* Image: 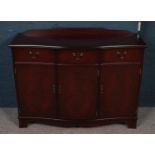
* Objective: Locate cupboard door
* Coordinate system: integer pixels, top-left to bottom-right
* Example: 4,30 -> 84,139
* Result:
99,64 -> 141,118
15,64 -> 56,118
58,65 -> 98,120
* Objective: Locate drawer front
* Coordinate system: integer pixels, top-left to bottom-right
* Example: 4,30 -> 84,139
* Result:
12,48 -> 55,62
58,50 -> 98,64
101,48 -> 144,63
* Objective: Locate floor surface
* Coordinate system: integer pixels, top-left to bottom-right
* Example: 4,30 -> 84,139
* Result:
0,107 -> 154,134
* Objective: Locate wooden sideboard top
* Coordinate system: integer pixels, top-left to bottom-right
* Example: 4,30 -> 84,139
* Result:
9,28 -> 146,49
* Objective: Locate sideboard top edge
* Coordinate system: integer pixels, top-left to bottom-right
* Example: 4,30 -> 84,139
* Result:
9,44 -> 146,49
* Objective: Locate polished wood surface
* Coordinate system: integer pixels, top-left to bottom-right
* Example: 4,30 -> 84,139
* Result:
57,49 -> 98,64
102,48 -> 143,62
10,28 -> 146,128
13,47 -> 55,62
99,64 -> 141,118
15,64 -> 56,118
10,28 -> 145,48
58,65 -> 98,120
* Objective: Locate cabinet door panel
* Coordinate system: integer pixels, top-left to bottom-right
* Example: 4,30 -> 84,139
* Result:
58,65 -> 98,120
15,64 -> 56,117
99,64 -> 141,118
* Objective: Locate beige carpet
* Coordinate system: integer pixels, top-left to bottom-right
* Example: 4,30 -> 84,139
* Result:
0,107 -> 155,134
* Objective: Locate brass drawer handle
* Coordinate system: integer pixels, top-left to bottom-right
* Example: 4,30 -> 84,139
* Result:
28,50 -> 40,59
116,50 -> 127,56
72,52 -> 83,60
29,51 -> 33,55
72,52 -> 84,56
116,51 -> 121,55
72,52 -> 76,56
116,50 -> 127,60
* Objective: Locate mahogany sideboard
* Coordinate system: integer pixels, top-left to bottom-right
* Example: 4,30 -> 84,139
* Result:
9,28 -> 146,128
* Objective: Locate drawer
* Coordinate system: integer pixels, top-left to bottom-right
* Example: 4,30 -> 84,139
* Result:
57,50 -> 98,64
12,48 -> 55,62
101,48 -> 144,63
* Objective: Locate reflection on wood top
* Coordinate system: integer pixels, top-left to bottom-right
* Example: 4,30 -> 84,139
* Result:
9,28 -> 146,49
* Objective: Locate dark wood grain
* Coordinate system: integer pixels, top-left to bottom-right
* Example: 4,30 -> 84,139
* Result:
10,28 -> 146,129
13,47 -> 55,62
57,65 -> 98,120
99,64 -> 141,118
15,64 -> 56,118
9,28 -> 146,48
57,49 -> 98,64
101,48 -> 144,62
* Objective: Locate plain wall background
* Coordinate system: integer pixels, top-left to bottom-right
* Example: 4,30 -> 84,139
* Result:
0,21 -> 153,107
